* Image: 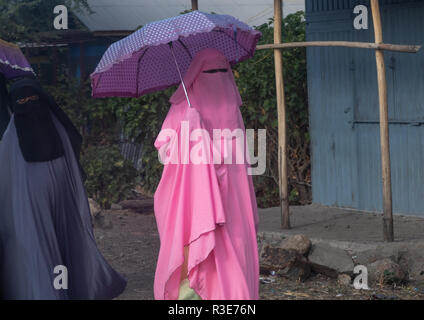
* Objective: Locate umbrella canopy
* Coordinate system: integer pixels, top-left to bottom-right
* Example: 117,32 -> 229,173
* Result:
0,39 -> 35,79
91,10 -> 261,98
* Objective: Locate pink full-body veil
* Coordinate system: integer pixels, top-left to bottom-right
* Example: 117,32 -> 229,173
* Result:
153,48 -> 259,300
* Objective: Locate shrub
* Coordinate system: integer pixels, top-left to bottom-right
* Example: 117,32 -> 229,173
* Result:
81,145 -> 138,209
234,11 -> 311,207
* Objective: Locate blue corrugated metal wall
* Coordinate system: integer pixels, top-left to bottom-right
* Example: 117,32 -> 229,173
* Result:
306,0 -> 424,215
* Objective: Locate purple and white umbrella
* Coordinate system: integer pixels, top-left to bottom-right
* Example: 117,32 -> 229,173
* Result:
91,10 -> 261,98
0,39 -> 35,79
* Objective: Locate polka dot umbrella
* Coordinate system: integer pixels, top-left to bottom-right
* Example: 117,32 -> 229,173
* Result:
90,10 -> 261,99
0,39 -> 35,79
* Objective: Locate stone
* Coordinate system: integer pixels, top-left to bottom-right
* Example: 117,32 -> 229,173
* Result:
111,203 -> 123,210
88,198 -> 101,218
367,258 -> 408,285
353,245 -> 400,266
399,244 -> 424,282
260,245 -> 311,281
279,234 -> 312,256
338,273 -> 352,286
307,243 -> 355,278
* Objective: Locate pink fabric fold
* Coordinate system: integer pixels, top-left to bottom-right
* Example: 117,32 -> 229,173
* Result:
153,48 -> 259,300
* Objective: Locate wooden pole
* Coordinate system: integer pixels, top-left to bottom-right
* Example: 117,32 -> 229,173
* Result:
274,0 -> 290,229
371,0 -> 394,242
257,41 -> 421,53
191,0 -> 198,10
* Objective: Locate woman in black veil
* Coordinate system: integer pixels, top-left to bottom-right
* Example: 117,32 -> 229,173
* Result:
0,73 -> 10,140
0,77 -> 126,299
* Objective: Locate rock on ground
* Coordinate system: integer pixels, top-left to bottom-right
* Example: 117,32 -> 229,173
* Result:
337,273 -> 352,286
367,258 -> 408,285
307,243 -> 355,278
260,245 -> 311,281
279,234 -> 312,256
111,203 -> 123,210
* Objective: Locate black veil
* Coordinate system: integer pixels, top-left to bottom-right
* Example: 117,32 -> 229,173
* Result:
8,78 -> 83,166
0,73 -> 10,140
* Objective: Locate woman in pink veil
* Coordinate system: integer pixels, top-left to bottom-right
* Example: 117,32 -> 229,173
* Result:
153,48 -> 259,300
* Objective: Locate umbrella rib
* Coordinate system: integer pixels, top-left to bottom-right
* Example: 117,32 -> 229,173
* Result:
169,42 -> 192,108
177,38 -> 193,60
135,48 -> 150,96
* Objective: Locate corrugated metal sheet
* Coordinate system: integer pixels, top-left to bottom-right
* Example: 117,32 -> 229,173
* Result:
120,141 -> 143,170
119,129 -> 144,171
306,0 -> 424,215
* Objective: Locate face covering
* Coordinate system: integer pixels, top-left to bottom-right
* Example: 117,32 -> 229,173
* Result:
9,79 -> 65,162
169,48 -> 243,136
0,73 -> 10,140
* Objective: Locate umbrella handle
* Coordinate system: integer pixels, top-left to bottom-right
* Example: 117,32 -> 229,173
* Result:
169,42 -> 192,108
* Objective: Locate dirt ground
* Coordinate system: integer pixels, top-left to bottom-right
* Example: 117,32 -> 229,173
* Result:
94,209 -> 424,300
259,275 -> 424,300
94,210 -> 159,300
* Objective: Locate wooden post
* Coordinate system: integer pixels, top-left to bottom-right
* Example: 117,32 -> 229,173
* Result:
371,0 -> 394,242
273,0 -> 290,229
191,0 -> 198,10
